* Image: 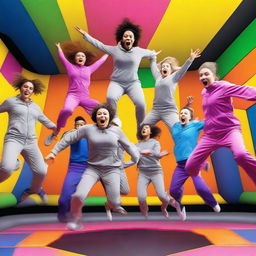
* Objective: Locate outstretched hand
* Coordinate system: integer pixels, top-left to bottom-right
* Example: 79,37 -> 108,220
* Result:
74,25 -> 87,36
187,96 -> 194,105
55,42 -> 61,48
189,49 -> 201,60
160,150 -> 169,158
45,153 -> 56,161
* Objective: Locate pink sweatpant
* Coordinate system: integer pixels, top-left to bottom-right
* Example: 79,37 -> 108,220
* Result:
57,93 -> 98,129
185,129 -> 256,184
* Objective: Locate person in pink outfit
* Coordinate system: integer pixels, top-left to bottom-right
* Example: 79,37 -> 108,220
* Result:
185,62 -> 256,186
45,42 -> 108,146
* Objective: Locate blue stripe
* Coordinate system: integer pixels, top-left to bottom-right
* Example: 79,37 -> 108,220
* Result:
247,104 -> 256,153
0,0 -> 59,74
12,162 -> 33,200
211,147 -> 243,203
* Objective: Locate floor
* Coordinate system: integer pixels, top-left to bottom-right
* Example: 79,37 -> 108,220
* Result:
0,212 -> 256,256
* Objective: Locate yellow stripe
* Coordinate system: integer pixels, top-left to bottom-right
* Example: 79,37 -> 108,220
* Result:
194,228 -> 252,245
57,0 -> 88,39
148,0 -> 242,64
18,231 -> 65,246
57,0 -> 95,52
121,194 -> 226,206
244,74 -> 256,88
21,69 -> 50,137
0,40 -> 9,68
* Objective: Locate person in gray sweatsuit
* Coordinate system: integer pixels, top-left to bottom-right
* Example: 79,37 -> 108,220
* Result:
75,19 -> 157,130
45,103 -> 139,230
142,49 -> 201,134
0,75 -> 56,200
125,124 -> 177,218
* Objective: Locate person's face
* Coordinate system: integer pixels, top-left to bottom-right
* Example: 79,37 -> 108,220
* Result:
121,30 -> 135,50
199,68 -> 216,88
75,52 -> 86,65
75,120 -> 86,129
96,108 -> 110,129
141,125 -> 151,138
161,62 -> 172,78
179,108 -> 191,125
20,81 -> 34,101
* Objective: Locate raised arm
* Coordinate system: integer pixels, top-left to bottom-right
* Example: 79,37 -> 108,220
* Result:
56,43 -> 73,70
75,26 -> 114,55
150,55 -> 161,80
88,54 -> 109,73
222,81 -> 256,101
50,126 -> 87,156
173,49 -> 201,83
0,99 -> 9,113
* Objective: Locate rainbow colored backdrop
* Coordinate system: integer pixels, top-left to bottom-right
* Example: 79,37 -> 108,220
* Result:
0,0 -> 255,208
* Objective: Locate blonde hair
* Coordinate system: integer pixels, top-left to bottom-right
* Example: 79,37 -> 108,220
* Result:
199,62 -> 219,80
158,57 -> 181,73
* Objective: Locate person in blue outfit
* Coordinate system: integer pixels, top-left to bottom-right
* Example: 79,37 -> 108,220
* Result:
57,116 -> 88,222
170,96 -> 220,221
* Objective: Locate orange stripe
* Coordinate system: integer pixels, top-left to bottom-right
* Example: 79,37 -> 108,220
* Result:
18,231 -> 65,246
223,49 -> 256,110
193,228 -> 252,246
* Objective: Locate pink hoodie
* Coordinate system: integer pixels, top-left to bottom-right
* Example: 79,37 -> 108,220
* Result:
58,48 -> 108,95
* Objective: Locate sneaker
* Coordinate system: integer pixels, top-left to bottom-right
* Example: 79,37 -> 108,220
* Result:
213,204 -> 221,213
44,133 -> 56,146
105,203 -> 113,221
161,203 -> 169,218
20,188 -> 48,204
172,200 -> 186,221
66,221 -> 83,231
115,206 -> 127,216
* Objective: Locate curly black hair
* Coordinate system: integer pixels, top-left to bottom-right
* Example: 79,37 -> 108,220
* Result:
115,18 -> 141,47
91,103 -> 116,125
12,74 -> 45,95
137,124 -> 162,140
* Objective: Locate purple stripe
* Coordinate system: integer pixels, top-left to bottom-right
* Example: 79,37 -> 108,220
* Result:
0,52 -> 22,83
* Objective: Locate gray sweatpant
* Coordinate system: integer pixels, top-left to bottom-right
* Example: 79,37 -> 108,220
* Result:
120,169 -> 130,195
71,166 -> 122,219
0,139 -> 47,193
142,109 -> 179,134
137,170 -> 170,215
107,81 -> 146,129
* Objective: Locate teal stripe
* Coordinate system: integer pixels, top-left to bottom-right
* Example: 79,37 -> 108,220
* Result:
21,0 -> 71,72
138,68 -> 155,88
216,19 -> 256,79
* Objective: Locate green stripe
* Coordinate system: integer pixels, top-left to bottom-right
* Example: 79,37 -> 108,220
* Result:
217,19 -> 256,79
21,0 -> 71,72
138,68 -> 155,88
0,193 -> 17,208
84,196 -> 107,206
239,191 -> 256,204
